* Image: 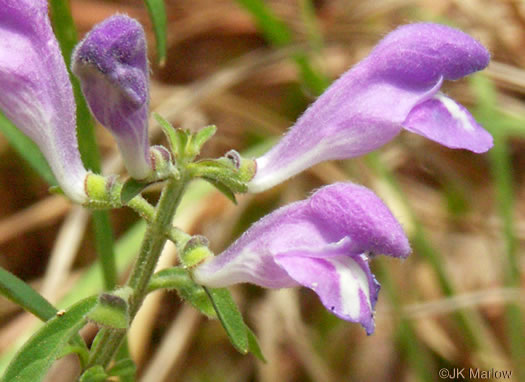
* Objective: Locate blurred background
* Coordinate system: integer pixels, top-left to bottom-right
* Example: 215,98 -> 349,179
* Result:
0,0 -> 524,381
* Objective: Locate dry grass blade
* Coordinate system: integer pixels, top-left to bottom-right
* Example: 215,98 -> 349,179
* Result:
399,288 -> 525,319
40,207 -> 89,304
273,290 -> 338,382
486,61 -> 525,94
140,306 -> 201,382
2,0 -> 525,380
0,196 -> 70,245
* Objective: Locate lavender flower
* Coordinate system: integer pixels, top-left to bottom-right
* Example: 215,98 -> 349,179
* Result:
0,0 -> 88,203
72,15 -> 153,180
248,23 -> 492,193
193,183 -> 410,334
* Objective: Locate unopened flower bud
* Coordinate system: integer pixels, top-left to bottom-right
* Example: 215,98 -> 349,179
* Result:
72,15 -> 153,180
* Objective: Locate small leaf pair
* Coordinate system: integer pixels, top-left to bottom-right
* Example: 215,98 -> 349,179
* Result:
155,113 -> 217,163
155,113 -> 255,202
149,267 -> 264,361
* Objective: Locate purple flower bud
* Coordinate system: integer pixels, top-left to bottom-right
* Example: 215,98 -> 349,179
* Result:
72,15 -> 152,180
193,183 -> 410,334
0,0 -> 88,203
248,23 -> 492,193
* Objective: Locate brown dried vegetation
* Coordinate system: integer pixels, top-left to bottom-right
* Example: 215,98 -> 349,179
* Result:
0,0 -> 524,381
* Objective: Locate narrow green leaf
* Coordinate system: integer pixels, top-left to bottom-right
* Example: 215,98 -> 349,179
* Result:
0,112 -> 56,186
121,178 -> 149,204
202,177 -> 238,204
292,52 -> 330,96
300,0 -> 323,49
204,287 -> 248,354
235,0 -> 329,95
246,327 -> 266,362
48,0 -> 77,70
234,0 -> 291,46
155,113 -> 188,159
0,267 -> 57,321
176,130 -> 191,160
149,268 -> 216,317
153,275 -> 265,359
190,125 -> 217,155
1,296 -> 97,382
205,286 -> 264,360
0,268 -> 90,367
144,0 -> 168,65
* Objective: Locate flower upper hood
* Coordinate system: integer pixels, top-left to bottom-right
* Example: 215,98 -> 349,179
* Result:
248,23 -> 492,193
194,183 -> 410,334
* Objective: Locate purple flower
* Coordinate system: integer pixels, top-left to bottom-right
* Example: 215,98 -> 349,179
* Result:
248,23 -> 492,193
72,15 -> 152,180
0,0 -> 88,203
193,182 -> 410,334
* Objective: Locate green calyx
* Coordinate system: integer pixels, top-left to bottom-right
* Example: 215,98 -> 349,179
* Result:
87,287 -> 132,330
84,173 -> 122,209
150,145 -> 176,177
186,151 -> 256,200
180,235 -> 214,268
230,150 -> 257,183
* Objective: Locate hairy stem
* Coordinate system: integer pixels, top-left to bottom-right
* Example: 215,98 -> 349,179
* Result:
127,195 -> 191,250
86,175 -> 187,369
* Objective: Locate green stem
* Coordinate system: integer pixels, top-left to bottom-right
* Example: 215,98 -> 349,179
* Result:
86,176 -> 187,369
127,195 -> 191,250
86,329 -> 121,370
49,0 -> 117,291
127,179 -> 186,313
92,211 -> 117,289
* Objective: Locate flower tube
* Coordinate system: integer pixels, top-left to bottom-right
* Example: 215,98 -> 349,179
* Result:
248,23 -> 492,193
72,15 -> 153,180
193,183 -> 411,334
0,0 -> 88,203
